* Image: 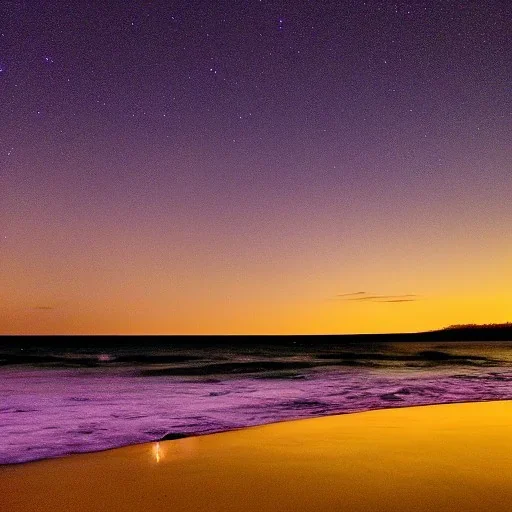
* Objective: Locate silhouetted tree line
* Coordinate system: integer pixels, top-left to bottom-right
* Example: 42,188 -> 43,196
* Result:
442,323 -> 512,330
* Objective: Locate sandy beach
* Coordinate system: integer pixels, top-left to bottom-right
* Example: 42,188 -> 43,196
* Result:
2,401 -> 512,512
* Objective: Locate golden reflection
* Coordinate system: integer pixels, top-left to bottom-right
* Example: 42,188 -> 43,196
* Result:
149,437 -> 198,464
5,402 -> 512,512
152,442 -> 162,463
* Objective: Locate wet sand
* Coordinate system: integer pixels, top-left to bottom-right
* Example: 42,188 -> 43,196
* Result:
2,401 -> 512,512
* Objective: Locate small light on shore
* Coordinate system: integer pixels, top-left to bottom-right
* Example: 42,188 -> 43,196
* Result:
153,442 -> 162,463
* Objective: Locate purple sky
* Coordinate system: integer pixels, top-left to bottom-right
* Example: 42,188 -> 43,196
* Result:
1,1 -> 511,334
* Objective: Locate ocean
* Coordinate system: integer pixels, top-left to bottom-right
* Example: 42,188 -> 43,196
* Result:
2,340 -> 512,464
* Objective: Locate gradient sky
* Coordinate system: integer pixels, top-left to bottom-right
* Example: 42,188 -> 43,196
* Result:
1,1 -> 511,334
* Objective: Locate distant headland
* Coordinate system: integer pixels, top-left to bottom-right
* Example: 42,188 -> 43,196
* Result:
0,323 -> 511,349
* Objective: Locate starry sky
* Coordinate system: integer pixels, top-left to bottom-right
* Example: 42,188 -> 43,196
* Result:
1,1 -> 511,334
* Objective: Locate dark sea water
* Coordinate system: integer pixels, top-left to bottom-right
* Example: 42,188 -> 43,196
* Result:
2,341 -> 512,464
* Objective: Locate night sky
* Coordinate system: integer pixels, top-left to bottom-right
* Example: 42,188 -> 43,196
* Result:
1,1 -> 511,334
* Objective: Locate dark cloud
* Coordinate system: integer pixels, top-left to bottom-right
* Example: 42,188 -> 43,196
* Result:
336,293 -> 419,303
349,294 -> 417,302
377,299 -> 417,303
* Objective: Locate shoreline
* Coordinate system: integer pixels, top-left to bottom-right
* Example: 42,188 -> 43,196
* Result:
3,397 -> 512,467
2,400 -> 512,511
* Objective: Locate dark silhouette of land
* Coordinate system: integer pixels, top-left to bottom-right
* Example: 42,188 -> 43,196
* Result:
0,323 -> 510,351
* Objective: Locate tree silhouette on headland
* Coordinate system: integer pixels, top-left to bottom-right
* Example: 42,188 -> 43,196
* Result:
441,323 -> 512,331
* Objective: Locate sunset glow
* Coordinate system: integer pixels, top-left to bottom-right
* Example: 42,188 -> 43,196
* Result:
1,2 -> 510,334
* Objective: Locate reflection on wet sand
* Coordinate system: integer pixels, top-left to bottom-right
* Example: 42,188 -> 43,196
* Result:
151,437 -> 198,464
3,401 -> 512,512
152,442 -> 161,463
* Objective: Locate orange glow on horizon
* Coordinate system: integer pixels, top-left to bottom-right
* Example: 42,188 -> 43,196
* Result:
1,198 -> 510,335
